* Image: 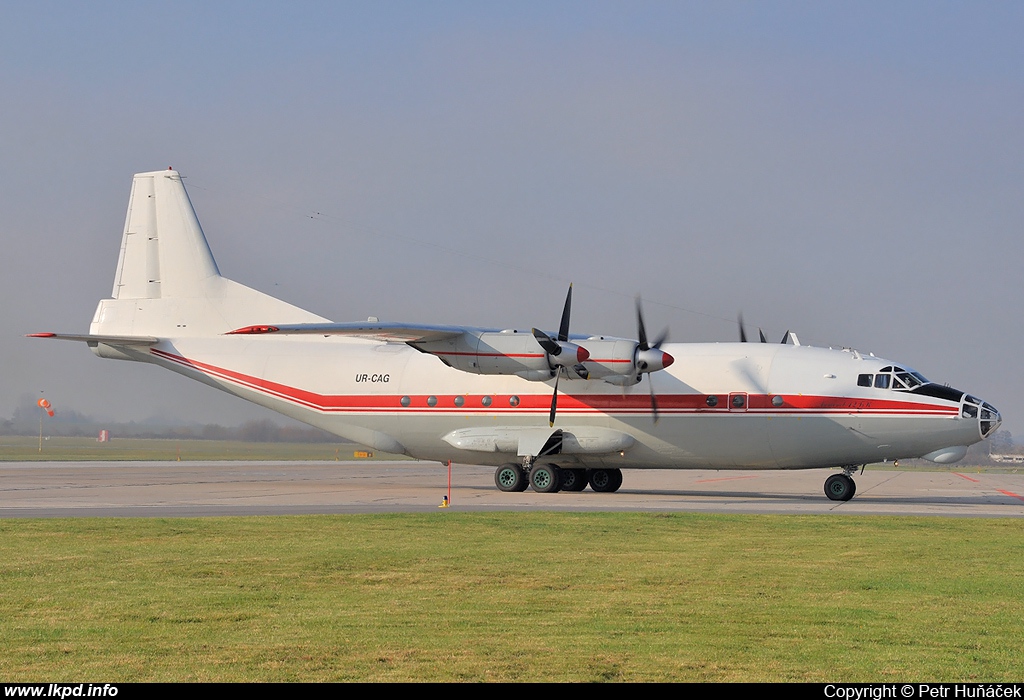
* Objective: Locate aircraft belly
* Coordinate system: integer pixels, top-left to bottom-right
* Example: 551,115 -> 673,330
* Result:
767,413 -> 968,468
767,415 -> 878,468
633,414 -> 776,469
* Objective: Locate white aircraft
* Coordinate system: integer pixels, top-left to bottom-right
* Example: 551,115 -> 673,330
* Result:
32,169 -> 1002,501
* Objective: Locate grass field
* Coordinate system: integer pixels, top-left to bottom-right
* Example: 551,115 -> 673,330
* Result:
1,512 -> 1022,682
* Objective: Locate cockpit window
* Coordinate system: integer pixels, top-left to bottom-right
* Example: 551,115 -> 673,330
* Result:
895,372 -> 922,389
864,366 -> 931,392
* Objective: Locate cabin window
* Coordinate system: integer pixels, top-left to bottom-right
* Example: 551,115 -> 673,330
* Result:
454,396 -> 464,407
772,395 -> 784,407
705,395 -> 718,407
400,396 -> 411,407
858,374 -> 873,387
731,394 -> 746,409
509,395 -> 520,407
427,396 -> 437,407
481,396 -> 492,407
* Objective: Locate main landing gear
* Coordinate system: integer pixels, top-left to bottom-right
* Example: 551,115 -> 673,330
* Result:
493,462 -> 623,494
494,464 -> 529,492
824,467 -> 860,502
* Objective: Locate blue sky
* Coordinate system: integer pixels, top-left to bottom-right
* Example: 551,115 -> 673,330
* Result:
2,2 -> 1022,433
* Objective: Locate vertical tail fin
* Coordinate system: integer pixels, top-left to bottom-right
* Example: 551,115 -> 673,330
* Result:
113,169 -> 220,300
92,169 -> 326,338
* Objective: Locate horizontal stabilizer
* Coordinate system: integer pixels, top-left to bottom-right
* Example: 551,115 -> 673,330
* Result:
27,333 -> 159,347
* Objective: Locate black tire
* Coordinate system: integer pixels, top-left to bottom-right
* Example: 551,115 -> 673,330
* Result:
589,468 -> 623,493
495,464 -> 527,492
529,464 -> 562,493
560,468 -> 588,492
824,474 -> 855,501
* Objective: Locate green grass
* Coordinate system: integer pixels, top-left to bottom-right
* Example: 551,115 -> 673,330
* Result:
1,513 -> 1022,682
0,436 -> 404,462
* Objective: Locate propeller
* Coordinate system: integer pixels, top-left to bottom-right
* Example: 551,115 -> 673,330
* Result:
533,284 -> 590,427
738,314 -> 799,346
738,313 -> 768,343
635,298 -> 674,423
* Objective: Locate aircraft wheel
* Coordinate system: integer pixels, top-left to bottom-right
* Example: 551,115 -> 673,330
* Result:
824,474 -> 855,501
530,464 -> 562,493
495,464 -> 528,492
560,468 -> 588,492
589,468 -> 623,493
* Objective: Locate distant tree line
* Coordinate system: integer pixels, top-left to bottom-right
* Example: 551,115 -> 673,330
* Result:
3,395 -> 342,443
1,416 -> 342,443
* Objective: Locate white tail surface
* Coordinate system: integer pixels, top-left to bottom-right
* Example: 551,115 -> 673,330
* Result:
91,169 -> 327,337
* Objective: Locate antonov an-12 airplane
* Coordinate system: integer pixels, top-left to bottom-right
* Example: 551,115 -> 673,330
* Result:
32,169 -> 1002,501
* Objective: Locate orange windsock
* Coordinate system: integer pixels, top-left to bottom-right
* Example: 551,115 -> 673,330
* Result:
37,398 -> 51,409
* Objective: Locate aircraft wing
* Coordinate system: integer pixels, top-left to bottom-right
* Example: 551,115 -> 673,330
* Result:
226,322 -> 477,343
27,333 -> 159,346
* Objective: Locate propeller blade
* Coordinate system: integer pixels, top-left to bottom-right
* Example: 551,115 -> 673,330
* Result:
635,295 -> 670,423
549,371 -> 560,427
649,375 -> 660,424
758,328 -> 767,343
532,328 -> 561,355
738,313 -> 747,343
636,297 -> 649,350
652,328 -> 669,349
558,284 -> 573,342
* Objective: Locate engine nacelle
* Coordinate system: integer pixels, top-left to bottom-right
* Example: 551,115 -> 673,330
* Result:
413,331 -> 672,384
413,330 -> 553,377
516,369 -> 556,381
574,338 -> 637,380
602,373 -> 641,387
577,337 -> 674,384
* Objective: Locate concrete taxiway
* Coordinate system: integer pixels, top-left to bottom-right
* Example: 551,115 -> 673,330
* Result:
1,460 -> 1022,518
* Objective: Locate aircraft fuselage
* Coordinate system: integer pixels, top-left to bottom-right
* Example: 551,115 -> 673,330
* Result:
108,336 -> 987,472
